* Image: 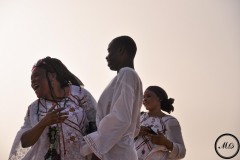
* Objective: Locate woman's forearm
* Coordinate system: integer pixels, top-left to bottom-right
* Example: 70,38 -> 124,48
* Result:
164,139 -> 173,151
20,121 -> 46,148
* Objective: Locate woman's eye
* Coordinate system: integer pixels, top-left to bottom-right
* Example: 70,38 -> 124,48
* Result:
33,75 -> 40,80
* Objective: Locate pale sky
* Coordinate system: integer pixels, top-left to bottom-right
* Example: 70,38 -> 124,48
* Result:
0,0 -> 240,159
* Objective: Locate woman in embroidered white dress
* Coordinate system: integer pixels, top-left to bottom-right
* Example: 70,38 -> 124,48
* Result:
9,57 -> 97,160
135,86 -> 186,160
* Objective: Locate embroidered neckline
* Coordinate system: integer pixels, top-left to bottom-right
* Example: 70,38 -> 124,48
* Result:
36,87 -> 87,159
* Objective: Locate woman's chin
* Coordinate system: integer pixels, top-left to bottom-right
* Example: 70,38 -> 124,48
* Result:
145,108 -> 150,111
35,92 -> 43,99
36,95 -> 41,98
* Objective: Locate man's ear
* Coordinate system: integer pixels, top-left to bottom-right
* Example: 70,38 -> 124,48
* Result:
119,46 -> 126,55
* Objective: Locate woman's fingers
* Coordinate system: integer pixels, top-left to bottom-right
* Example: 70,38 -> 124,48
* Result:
44,107 -> 68,124
56,115 -> 68,123
55,109 -> 68,123
58,111 -> 69,117
51,107 -> 65,114
140,126 -> 150,133
157,131 -> 164,135
148,132 -> 167,145
48,105 -> 56,112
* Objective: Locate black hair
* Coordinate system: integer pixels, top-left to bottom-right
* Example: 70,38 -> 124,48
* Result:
33,56 -> 83,87
111,35 -> 137,59
146,86 -> 174,114
32,56 -> 83,100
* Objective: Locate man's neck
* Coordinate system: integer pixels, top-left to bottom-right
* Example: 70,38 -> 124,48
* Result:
117,63 -> 134,73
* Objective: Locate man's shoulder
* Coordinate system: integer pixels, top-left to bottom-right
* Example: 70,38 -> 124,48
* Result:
119,67 -> 142,82
119,67 -> 139,77
120,67 -> 134,71
118,67 -> 142,91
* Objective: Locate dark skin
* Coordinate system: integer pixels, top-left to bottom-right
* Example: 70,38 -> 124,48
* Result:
139,127 -> 173,151
21,106 -> 68,147
150,131 -> 173,150
106,40 -> 134,72
89,40 -> 135,160
138,89 -> 174,151
21,68 -> 69,148
91,154 -> 101,160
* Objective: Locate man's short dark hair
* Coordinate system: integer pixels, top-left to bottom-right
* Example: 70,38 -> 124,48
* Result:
112,35 -> 137,58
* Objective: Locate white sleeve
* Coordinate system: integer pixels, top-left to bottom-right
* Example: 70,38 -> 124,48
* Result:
9,106 -> 32,160
134,113 -> 141,137
80,87 -> 97,123
166,119 -> 186,159
83,69 -> 137,158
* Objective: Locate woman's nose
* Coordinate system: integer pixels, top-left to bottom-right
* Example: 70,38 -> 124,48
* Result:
31,77 -> 35,82
31,77 -> 37,84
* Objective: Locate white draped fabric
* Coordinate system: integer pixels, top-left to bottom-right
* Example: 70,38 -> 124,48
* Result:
135,113 -> 186,160
81,67 -> 143,160
9,85 -> 97,160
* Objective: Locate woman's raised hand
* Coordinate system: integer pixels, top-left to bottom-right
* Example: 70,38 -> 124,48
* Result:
39,106 -> 69,127
138,126 -> 151,136
148,131 -> 173,151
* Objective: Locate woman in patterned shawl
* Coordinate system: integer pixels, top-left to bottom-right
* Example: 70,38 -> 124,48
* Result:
9,57 -> 97,160
135,86 -> 186,160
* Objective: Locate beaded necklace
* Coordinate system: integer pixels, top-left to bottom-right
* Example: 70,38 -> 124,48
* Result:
37,94 -> 87,160
43,99 -> 66,160
44,126 -> 61,160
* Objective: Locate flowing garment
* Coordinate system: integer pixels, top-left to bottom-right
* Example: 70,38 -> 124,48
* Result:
9,85 -> 97,160
81,67 -> 143,160
135,112 -> 186,160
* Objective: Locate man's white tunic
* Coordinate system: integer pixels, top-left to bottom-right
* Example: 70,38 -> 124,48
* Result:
82,67 -> 143,160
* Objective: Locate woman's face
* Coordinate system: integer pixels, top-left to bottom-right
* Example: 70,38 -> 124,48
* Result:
31,67 -> 51,99
143,89 -> 161,111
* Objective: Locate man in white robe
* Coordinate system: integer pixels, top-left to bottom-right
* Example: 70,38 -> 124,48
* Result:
81,36 -> 143,160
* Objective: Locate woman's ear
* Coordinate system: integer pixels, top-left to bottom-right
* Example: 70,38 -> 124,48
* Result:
48,72 -> 57,81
